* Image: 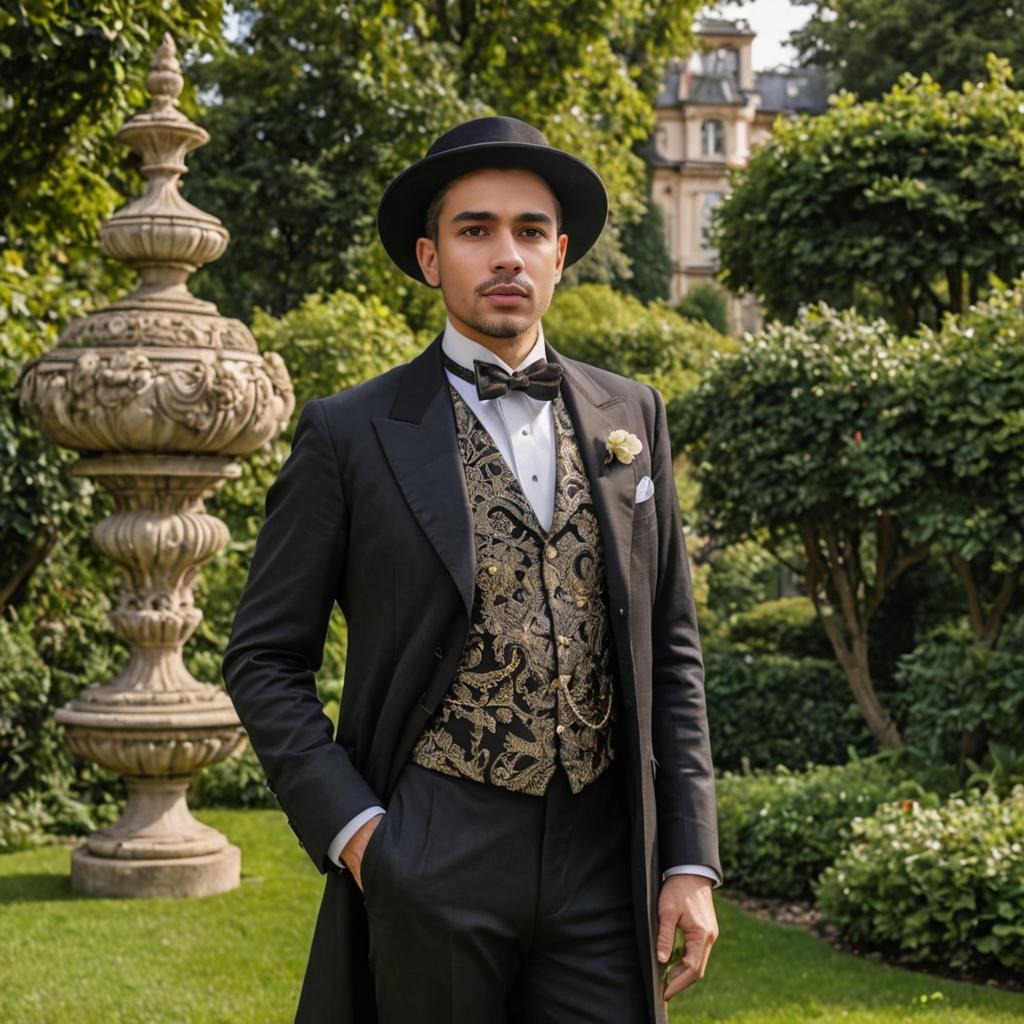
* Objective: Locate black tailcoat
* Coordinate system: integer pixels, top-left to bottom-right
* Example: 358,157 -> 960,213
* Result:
221,331 -> 721,1024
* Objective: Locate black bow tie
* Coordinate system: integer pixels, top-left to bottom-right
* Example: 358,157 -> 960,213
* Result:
443,351 -> 563,402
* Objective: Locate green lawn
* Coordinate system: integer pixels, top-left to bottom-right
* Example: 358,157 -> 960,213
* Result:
1,810 -> 1022,1023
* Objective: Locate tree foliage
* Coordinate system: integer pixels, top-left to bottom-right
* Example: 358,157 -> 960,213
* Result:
185,0 -> 704,322
713,60 -> 1024,332
902,286 -> 1024,647
613,195 -> 672,303
679,287 -> 1024,755
790,0 -> 1024,101
677,305 -> 928,747
1,0 -> 224,262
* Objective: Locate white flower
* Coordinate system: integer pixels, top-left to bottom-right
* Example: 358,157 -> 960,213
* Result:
605,429 -> 642,465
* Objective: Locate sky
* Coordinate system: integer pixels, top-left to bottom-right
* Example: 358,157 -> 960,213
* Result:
708,0 -> 812,70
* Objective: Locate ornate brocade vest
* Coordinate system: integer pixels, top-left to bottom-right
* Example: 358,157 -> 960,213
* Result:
410,383 -> 618,796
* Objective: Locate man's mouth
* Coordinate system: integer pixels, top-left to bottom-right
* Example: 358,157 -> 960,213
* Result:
483,285 -> 529,307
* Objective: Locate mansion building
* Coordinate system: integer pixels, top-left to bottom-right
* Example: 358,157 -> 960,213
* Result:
650,18 -> 828,332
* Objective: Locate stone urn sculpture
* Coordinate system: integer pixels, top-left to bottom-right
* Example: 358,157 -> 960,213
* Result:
17,34 -> 295,898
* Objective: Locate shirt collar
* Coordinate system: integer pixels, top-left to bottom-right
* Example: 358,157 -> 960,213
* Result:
441,317 -> 547,374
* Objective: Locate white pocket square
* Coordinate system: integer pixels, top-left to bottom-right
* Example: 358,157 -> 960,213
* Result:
634,475 -> 655,503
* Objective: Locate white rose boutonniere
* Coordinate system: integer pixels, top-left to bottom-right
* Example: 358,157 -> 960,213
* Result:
605,428 -> 643,465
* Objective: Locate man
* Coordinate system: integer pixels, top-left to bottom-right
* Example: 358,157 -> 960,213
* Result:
222,116 -> 722,1024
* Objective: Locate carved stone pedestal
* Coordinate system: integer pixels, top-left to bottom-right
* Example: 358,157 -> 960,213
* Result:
18,35 -> 294,898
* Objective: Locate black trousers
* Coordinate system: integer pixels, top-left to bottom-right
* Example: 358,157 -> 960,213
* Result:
359,756 -> 648,1024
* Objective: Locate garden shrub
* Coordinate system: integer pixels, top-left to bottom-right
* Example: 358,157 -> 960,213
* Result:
817,786 -> 1024,976
543,283 -> 732,405
702,538 -> 785,630
188,743 -> 278,811
675,283 -> 728,334
726,596 -> 832,660
704,649 -> 873,771
716,752 -> 954,899
892,616 -> 1024,769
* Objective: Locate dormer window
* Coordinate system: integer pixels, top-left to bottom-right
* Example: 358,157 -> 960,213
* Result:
701,119 -> 726,157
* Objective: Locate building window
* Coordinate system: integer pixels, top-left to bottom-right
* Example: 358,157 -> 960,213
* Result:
707,46 -> 739,78
700,191 -> 724,256
654,125 -> 668,159
701,119 -> 725,157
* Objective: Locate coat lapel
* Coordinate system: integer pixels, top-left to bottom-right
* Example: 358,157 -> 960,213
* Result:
546,342 -> 636,629
372,332 -> 476,617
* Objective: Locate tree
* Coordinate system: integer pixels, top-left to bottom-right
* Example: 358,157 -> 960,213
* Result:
712,59 -> 1024,333
675,284 -> 728,335
906,285 -> 1024,650
184,0 -> 705,322
613,197 -> 672,303
1,0 -> 224,263
789,0 -> 1024,101
677,305 -> 934,747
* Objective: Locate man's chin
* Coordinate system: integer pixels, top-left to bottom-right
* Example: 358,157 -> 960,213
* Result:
466,313 -> 535,340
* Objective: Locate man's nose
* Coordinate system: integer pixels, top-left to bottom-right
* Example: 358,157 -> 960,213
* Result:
490,229 -> 524,274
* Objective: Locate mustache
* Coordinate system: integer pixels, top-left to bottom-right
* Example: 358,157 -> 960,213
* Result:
476,275 -> 533,296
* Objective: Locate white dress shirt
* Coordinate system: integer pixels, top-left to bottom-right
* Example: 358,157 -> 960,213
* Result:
326,318 -> 721,889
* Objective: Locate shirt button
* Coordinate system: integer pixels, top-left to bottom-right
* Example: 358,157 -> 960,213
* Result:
545,545 -> 557,560
522,428 -> 529,435
531,474 -> 538,482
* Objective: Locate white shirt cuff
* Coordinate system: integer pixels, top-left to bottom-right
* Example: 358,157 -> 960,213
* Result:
662,863 -> 722,888
326,805 -> 386,870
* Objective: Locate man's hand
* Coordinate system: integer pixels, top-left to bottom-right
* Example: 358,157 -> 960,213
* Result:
341,812 -> 385,891
657,874 -> 719,1001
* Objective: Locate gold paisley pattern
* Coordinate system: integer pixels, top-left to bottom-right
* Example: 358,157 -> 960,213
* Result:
410,384 -> 617,795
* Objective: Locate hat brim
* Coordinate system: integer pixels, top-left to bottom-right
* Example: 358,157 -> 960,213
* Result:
376,141 -> 609,283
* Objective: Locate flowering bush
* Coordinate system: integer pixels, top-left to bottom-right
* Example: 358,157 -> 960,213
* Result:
716,753 -> 951,899
816,787 -> 1024,975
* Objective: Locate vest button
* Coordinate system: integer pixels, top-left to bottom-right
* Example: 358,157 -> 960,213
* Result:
556,724 -> 566,735
545,544 -> 558,560
432,645 -> 444,659
487,564 -> 498,575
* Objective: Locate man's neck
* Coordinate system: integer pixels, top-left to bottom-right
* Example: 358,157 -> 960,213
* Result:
445,316 -> 541,370
442,318 -> 546,372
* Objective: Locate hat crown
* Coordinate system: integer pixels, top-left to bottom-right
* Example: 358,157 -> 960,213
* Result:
426,116 -> 550,158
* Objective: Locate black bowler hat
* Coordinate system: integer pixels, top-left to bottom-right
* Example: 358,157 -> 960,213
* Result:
376,116 -> 609,283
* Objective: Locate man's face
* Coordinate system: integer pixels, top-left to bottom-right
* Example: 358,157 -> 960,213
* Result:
415,168 -> 569,349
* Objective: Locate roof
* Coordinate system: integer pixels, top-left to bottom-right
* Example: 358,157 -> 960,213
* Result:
754,66 -> 830,114
696,17 -> 755,37
689,74 -> 743,105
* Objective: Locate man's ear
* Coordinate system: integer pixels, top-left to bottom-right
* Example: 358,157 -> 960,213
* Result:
554,232 -> 569,282
416,237 -> 441,288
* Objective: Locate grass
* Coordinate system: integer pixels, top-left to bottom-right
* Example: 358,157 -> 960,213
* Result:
1,809 -> 1022,1023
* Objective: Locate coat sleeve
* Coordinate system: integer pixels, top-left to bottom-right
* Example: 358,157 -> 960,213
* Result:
221,397 -> 381,874
645,384 -> 722,880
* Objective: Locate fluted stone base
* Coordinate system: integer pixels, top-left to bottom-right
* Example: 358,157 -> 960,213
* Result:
70,842 -> 241,899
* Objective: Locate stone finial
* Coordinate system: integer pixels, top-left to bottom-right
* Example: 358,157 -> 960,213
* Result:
147,32 -> 187,113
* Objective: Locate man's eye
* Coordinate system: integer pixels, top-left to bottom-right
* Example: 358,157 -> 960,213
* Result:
462,226 -> 486,236
521,228 -> 543,238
